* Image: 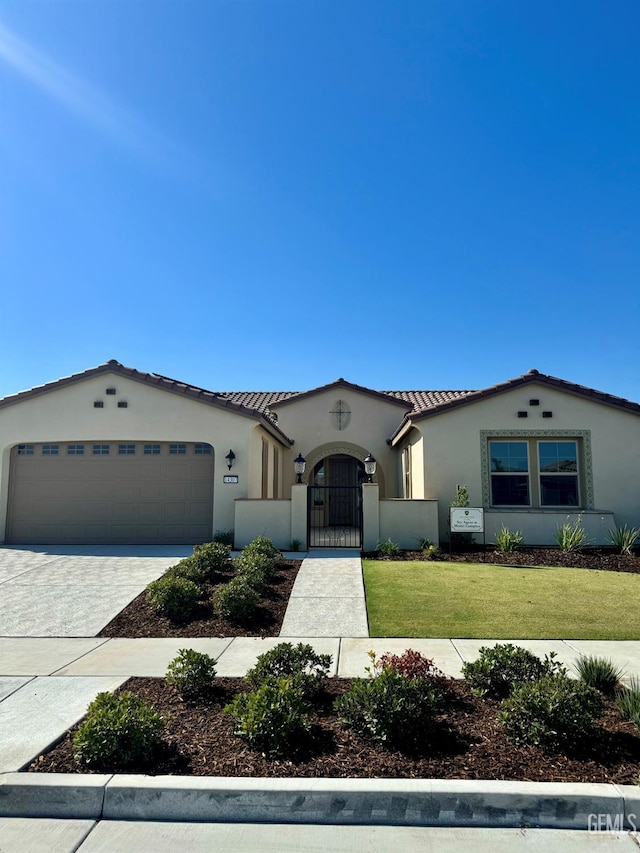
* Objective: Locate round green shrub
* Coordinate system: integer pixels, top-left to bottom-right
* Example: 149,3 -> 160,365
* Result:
192,541 -> 231,578
499,674 -> 604,749
235,562 -> 268,594
166,648 -> 218,700
224,677 -> 310,755
335,669 -> 443,747
242,536 -> 282,563
461,643 -> 565,699
146,575 -> 200,622
212,577 -> 260,624
164,557 -> 208,586
73,691 -> 165,771
246,642 -> 332,698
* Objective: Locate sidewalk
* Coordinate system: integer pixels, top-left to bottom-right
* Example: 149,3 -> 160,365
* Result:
279,549 -> 368,637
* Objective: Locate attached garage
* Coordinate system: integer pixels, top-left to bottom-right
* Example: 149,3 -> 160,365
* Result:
6,441 -> 214,544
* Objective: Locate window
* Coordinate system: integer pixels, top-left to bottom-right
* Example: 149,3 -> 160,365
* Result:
118,444 -> 135,455
169,444 -> 186,455
42,444 -> 59,456
67,444 -> 84,455
273,445 -> 279,498
195,443 -> 212,454
538,441 -> 579,506
93,445 -> 110,455
17,444 -> 34,455
402,446 -> 412,499
144,444 -> 161,455
489,441 -> 530,506
487,437 -> 582,508
261,439 -> 269,499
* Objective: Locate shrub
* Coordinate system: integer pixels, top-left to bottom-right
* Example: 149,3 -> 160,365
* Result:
73,691 -> 165,770
212,577 -> 260,624
450,485 -> 470,507
335,668 -> 443,747
495,526 -> 524,552
377,538 -> 400,558
235,550 -> 278,579
224,677 -> 310,755
499,674 -> 604,749
616,677 -> 640,728
243,535 -> 282,562
575,655 -> 625,695
370,648 -> 447,679
422,544 -> 440,561
164,557 -> 209,586
234,561 -> 268,594
289,538 -> 302,552
146,575 -> 200,622
608,524 -> 640,556
191,541 -> 231,578
247,642 -> 332,698
213,529 -> 235,546
462,643 -> 566,699
166,648 -> 218,700
555,516 -> 589,552
417,537 -> 434,550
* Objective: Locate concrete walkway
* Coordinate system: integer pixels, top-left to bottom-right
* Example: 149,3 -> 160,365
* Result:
280,549 -> 369,637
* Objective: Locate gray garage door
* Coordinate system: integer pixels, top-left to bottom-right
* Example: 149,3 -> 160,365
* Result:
6,441 -> 214,544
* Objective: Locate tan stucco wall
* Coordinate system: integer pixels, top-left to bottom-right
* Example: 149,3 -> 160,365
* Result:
271,388 -> 407,497
234,499 -> 292,549
484,509 -> 616,547
0,372 -> 264,542
379,499 -> 439,548
415,382 -> 640,544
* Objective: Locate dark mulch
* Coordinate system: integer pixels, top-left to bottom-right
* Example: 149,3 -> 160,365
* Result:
28,677 -> 640,783
363,548 -> 640,574
98,560 -> 303,639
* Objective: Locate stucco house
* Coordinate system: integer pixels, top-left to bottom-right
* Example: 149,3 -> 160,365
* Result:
0,360 -> 638,550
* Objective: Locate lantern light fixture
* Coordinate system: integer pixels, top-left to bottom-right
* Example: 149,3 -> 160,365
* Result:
364,453 -> 377,483
294,452 -> 306,483
225,449 -> 236,470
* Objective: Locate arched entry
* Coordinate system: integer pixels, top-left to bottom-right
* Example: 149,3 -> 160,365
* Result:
307,453 -> 365,548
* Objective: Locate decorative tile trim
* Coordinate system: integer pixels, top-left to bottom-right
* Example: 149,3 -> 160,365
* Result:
480,430 -> 593,509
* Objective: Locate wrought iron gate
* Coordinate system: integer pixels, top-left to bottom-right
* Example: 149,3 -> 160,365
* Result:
307,485 -> 362,548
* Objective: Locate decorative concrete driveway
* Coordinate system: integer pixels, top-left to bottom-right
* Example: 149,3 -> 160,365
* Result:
0,546 -> 191,637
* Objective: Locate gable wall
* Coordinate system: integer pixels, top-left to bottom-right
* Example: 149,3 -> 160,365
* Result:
0,373 -> 258,540
416,382 -> 640,540
270,389 -> 407,496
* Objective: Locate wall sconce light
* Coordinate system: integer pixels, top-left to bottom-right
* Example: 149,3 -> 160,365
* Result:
294,452 -> 306,484
364,453 -> 377,483
225,449 -> 236,470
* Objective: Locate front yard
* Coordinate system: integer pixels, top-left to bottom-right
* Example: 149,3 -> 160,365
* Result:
363,560 -> 640,639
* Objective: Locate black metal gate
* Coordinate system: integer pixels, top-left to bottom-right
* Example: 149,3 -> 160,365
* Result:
307,485 -> 362,548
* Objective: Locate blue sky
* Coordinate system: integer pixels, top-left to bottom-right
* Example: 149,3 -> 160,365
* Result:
1,1 -> 638,400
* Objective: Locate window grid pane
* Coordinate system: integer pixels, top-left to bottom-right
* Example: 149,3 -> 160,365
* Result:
17,444 -> 34,455
489,441 -> 530,506
67,445 -> 84,455
194,443 -> 212,455
93,445 -> 110,455
118,444 -> 136,455
169,444 -> 186,455
42,444 -> 59,456
144,444 -> 161,455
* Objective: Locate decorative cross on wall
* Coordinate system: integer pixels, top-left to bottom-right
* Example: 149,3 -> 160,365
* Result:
330,399 -> 351,431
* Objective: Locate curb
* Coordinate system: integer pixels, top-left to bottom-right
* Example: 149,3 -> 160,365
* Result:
1,774 -> 638,830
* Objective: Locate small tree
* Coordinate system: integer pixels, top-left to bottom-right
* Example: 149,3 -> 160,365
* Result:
450,484 -> 470,507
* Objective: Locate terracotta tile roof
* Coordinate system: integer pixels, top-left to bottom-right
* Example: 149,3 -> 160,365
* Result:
380,389 -> 476,411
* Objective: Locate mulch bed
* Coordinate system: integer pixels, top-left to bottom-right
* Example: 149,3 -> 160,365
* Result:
98,560 -> 303,639
363,548 -> 640,574
28,676 -> 640,783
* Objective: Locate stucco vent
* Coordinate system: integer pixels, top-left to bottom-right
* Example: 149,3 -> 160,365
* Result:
106,388 -> 116,395
542,411 -> 553,418
529,399 -> 540,406
117,401 -> 128,408
93,401 -> 104,408
517,411 -> 528,418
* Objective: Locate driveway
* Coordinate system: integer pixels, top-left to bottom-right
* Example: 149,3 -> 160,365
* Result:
0,546 -> 191,637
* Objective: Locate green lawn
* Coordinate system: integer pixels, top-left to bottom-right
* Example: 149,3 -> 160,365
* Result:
363,560 -> 640,639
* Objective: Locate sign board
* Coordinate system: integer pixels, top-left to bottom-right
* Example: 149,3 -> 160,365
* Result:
450,507 -> 484,533
223,475 -> 239,484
